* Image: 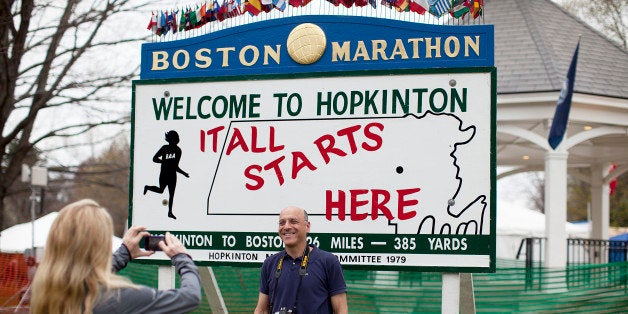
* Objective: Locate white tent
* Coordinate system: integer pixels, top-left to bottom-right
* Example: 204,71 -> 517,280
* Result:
496,205 -> 589,260
0,212 -> 123,254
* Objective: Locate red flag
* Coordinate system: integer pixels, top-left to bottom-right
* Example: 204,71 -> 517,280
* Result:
395,0 -> 410,12
409,0 -> 427,14
199,3 -> 207,21
227,0 -> 242,18
471,0 -> 483,19
245,0 -> 262,15
217,1 -> 229,21
147,12 -> 158,33
609,163 -> 618,196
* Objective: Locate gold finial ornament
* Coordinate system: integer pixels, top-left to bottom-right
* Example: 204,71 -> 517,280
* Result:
286,23 -> 327,65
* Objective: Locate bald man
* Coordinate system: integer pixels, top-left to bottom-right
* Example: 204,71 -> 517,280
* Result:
254,206 -> 348,314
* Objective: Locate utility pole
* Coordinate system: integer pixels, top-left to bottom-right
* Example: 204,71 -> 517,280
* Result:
21,164 -> 48,259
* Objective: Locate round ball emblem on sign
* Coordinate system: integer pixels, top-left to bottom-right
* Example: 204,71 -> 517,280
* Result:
286,23 -> 327,65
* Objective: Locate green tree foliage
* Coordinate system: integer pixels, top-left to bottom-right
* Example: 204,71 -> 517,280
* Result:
567,170 -> 590,222
610,174 -> 628,226
564,170 -> 628,226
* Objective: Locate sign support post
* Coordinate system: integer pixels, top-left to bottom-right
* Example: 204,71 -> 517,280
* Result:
442,273 -> 460,314
157,266 -> 175,290
460,273 -> 476,314
198,267 -> 229,313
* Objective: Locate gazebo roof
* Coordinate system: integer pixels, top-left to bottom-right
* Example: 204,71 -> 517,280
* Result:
485,0 -> 628,99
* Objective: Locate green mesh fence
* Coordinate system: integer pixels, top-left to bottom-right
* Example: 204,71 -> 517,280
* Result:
119,261 -> 628,313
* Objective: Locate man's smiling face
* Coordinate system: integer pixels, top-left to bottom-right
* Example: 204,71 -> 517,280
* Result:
278,206 -> 310,249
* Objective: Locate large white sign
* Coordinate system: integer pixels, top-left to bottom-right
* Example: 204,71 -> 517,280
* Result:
131,70 -> 495,271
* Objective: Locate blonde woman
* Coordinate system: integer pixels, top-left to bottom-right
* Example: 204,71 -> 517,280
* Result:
30,199 -> 201,314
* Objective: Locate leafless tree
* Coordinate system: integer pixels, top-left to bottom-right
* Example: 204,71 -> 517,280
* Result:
526,172 -> 546,214
561,0 -> 627,50
71,136 -> 130,236
0,0 -> 151,230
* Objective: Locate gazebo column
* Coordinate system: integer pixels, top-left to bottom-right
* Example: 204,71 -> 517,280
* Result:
589,163 -> 610,239
544,151 -> 568,268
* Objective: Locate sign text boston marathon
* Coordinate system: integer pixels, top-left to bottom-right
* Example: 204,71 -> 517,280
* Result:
150,35 -> 482,71
132,15 -> 496,273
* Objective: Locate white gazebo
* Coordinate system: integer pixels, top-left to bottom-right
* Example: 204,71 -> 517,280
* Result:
487,0 -> 628,268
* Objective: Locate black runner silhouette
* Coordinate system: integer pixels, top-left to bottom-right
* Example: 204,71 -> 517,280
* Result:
144,130 -> 189,219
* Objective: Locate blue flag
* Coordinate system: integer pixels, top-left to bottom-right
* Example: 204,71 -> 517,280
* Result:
548,40 -> 580,150
428,0 -> 452,17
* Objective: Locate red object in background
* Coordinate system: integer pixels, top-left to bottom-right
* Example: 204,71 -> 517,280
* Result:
0,253 -> 35,308
609,163 -> 618,196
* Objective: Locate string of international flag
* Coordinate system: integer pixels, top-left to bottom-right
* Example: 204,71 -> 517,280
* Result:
147,0 -> 484,36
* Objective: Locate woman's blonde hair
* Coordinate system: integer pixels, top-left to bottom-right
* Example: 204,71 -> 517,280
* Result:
30,199 -> 135,314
